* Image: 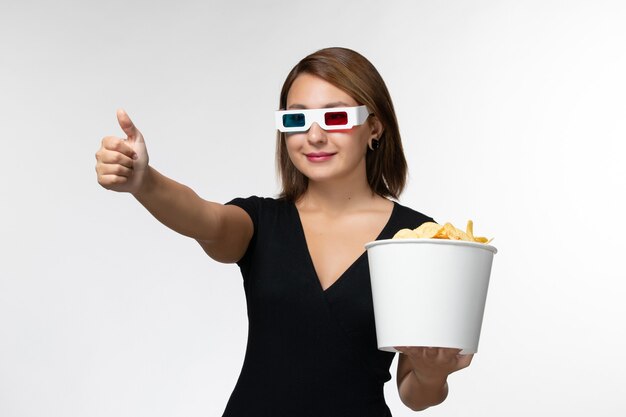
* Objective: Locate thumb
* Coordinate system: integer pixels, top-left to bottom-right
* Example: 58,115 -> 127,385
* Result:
116,108 -> 143,142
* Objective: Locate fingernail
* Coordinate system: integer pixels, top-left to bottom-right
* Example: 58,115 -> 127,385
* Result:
133,153 -> 138,160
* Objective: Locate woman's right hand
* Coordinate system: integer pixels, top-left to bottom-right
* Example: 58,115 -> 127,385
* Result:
95,109 -> 150,194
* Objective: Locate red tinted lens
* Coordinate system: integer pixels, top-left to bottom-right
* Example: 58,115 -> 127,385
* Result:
324,111 -> 348,126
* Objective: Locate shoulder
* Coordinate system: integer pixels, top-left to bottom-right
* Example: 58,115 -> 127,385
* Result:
226,195 -> 285,209
225,195 -> 291,222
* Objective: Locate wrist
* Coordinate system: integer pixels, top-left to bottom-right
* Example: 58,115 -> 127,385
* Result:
132,165 -> 156,200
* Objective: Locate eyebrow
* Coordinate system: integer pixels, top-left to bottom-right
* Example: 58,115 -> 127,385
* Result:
287,101 -> 352,110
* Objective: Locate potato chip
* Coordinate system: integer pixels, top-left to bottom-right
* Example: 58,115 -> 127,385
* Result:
413,222 -> 443,238
466,220 -> 474,240
392,228 -> 419,239
392,219 -> 492,244
441,222 -> 472,241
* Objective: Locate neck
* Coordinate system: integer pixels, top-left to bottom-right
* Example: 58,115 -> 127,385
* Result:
297,168 -> 378,213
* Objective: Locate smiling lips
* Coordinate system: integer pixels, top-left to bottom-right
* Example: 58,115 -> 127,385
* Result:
305,152 -> 336,162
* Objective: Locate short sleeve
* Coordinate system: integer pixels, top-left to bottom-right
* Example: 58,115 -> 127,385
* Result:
225,195 -> 262,270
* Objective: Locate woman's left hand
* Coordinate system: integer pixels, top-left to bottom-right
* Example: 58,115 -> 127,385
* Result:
394,346 -> 473,383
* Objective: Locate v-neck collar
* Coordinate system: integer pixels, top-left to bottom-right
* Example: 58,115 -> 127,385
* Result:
292,201 -> 398,294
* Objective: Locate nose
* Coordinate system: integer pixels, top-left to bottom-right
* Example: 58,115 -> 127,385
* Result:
306,122 -> 327,145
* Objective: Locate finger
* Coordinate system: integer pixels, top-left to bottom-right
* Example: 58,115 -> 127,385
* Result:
96,160 -> 134,178
439,348 -> 463,358
424,347 -> 438,359
116,108 -> 141,140
97,148 -> 135,169
103,163 -> 134,177
101,136 -> 138,160
98,174 -> 129,187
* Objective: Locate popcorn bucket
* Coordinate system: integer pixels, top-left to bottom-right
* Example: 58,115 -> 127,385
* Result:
365,239 -> 497,354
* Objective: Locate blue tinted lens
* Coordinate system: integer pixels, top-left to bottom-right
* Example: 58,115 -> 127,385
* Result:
283,113 -> 305,128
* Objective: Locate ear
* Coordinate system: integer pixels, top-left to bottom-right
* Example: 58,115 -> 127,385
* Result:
368,114 -> 384,141
367,115 -> 384,150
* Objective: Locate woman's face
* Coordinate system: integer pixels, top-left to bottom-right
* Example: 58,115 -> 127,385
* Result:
284,73 -> 381,186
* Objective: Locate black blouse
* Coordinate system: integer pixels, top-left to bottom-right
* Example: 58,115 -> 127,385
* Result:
222,196 -> 432,417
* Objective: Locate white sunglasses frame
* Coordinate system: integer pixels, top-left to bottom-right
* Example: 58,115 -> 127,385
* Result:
275,105 -> 371,133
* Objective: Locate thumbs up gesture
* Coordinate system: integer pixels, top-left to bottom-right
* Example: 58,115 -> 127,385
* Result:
95,109 -> 149,194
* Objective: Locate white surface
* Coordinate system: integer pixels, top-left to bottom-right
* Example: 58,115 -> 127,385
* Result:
366,239 -> 495,354
1,0 -> 626,416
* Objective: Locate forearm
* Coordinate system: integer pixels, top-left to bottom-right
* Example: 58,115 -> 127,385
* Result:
398,370 -> 448,412
132,166 -> 221,240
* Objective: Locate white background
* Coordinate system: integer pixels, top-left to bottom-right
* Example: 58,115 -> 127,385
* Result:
1,0 -> 625,416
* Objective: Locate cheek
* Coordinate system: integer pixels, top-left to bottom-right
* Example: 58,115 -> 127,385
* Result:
352,131 -> 372,150
285,134 -> 303,151
328,128 -> 353,134
350,125 -> 372,142
284,136 -> 304,162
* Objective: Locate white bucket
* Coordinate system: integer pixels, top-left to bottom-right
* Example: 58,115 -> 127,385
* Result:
365,239 -> 497,354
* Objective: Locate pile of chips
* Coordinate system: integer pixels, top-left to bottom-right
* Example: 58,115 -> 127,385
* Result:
393,220 -> 492,244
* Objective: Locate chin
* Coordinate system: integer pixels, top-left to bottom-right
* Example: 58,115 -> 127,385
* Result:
294,163 -> 334,179
302,171 -> 333,182
297,164 -> 361,184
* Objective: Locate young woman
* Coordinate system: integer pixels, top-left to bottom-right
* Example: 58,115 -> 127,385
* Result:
95,47 -> 472,416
